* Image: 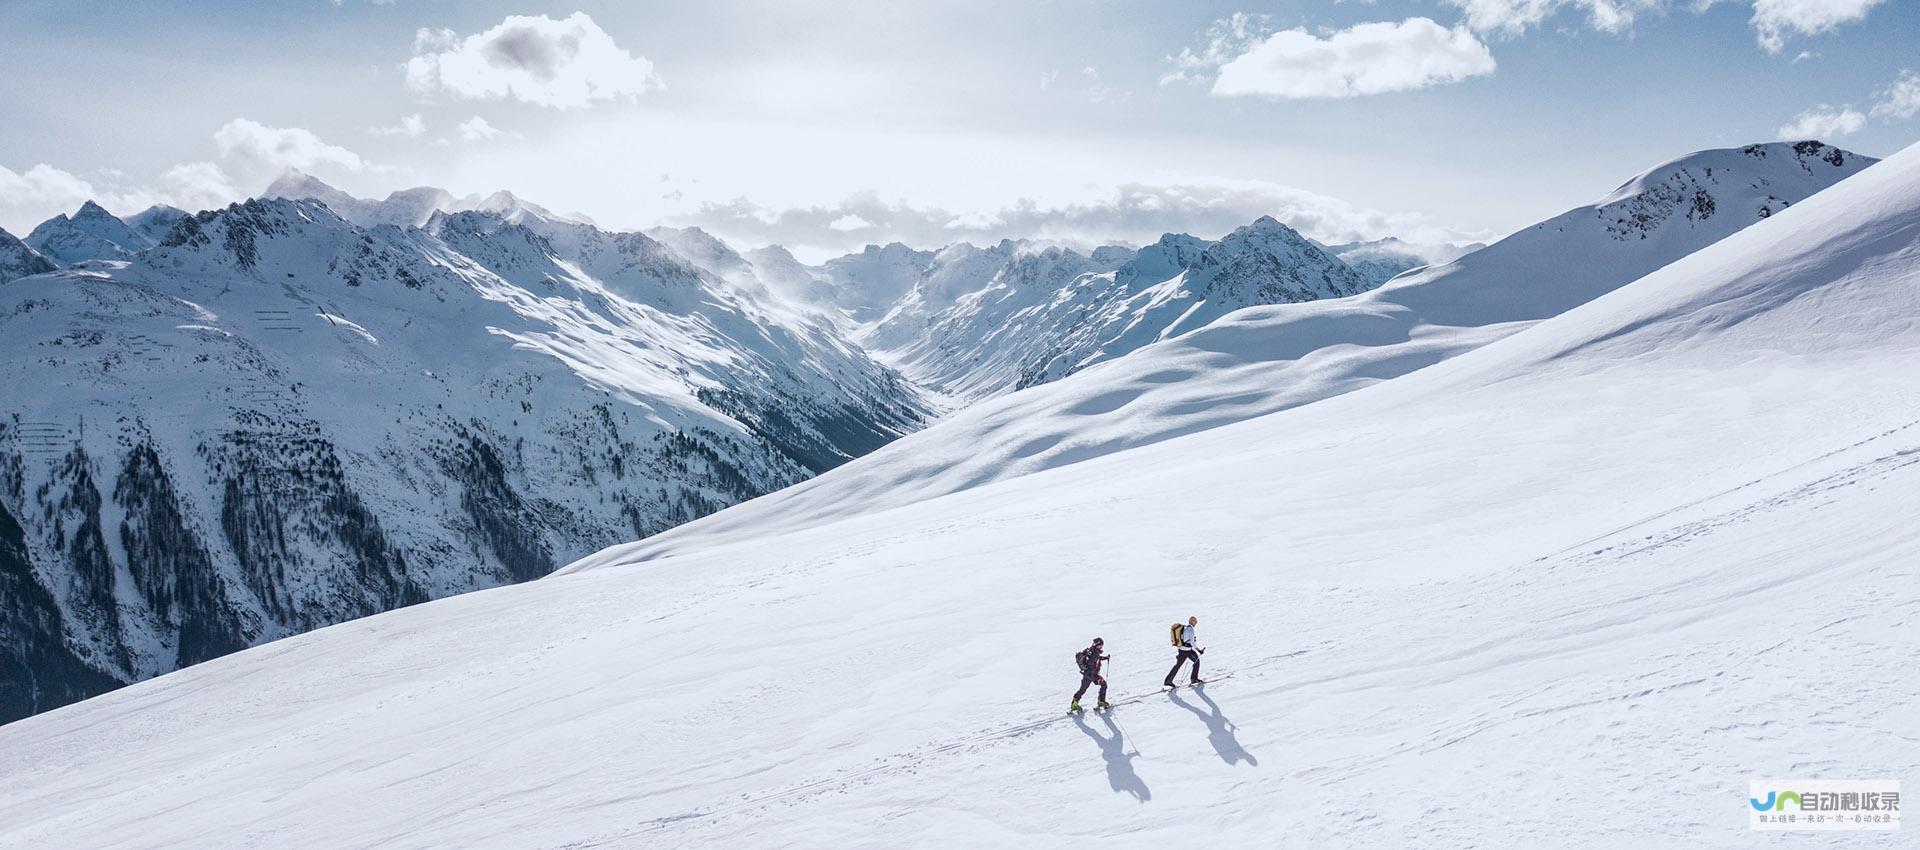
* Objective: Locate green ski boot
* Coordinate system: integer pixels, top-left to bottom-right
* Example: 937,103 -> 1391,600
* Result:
1097,700 -> 1112,711
1069,700 -> 1084,714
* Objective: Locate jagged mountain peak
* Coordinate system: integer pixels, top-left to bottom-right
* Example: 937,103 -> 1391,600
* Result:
73,199 -> 114,220
1,226 -> 59,282
263,169 -> 352,203
125,204 -> 189,243
1115,232 -> 1208,287
1213,214 -> 1315,249
24,200 -> 151,265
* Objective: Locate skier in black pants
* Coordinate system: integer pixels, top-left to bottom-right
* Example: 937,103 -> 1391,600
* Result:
1070,637 -> 1110,713
1165,615 -> 1205,688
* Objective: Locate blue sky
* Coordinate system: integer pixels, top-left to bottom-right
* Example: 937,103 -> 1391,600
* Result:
2,0 -> 1915,256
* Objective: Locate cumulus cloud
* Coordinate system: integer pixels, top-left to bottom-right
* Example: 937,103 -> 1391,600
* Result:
1446,0 -> 1664,35
214,118 -> 365,186
1870,68 -> 1920,120
1162,13 -> 1274,86
0,164 -> 101,234
370,113 -> 427,138
1208,18 -> 1496,99
155,161 -> 240,211
1776,104 -> 1866,138
1749,0 -> 1887,53
669,182 -> 1487,259
1448,1 -> 1886,52
458,116 -> 512,142
1078,66 -> 1127,104
2,119 -> 366,233
405,12 -> 662,109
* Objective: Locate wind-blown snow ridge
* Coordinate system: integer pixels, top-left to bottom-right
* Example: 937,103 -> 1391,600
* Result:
0,139 -> 1915,847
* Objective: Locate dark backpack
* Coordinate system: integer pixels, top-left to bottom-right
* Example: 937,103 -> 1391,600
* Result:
1074,648 -> 1094,674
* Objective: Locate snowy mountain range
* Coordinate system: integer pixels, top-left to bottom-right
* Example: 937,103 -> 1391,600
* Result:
260,170 -> 583,231
828,216 -> 1380,400
0,194 -> 926,721
21,200 -> 187,267
1,136 -> 1911,847
0,140 -> 1867,728
583,141 -> 1874,546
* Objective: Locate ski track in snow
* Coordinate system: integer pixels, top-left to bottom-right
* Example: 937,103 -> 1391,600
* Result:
535,426 -> 1920,846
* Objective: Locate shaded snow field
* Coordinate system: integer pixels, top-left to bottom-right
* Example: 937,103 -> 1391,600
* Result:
3,141 -> 1917,847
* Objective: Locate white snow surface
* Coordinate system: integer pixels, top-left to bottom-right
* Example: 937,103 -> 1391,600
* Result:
1,140 -> 1916,847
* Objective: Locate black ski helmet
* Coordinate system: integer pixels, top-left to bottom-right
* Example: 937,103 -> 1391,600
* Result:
1092,637 -> 1103,646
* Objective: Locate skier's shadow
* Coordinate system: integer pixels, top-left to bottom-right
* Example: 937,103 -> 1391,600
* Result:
1072,712 -> 1150,802
1168,685 -> 1257,766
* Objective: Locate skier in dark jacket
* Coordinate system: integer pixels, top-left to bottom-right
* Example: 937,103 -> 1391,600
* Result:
1070,637 -> 1110,713
1165,615 -> 1205,688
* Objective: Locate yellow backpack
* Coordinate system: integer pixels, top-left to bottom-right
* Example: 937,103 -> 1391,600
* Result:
1169,623 -> 1184,646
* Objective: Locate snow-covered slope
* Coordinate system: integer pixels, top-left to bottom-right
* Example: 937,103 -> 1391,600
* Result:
23,201 -> 155,265
863,217 -> 1374,399
0,227 -> 56,282
0,197 -> 925,723
4,137 -> 1915,849
631,142 -> 1874,543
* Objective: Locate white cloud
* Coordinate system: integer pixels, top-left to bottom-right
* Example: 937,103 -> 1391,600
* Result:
1208,18 -> 1496,100
458,116 -> 509,142
827,213 -> 873,231
1079,66 -> 1127,104
1162,13 -> 1272,86
1750,0 -> 1887,53
1870,69 -> 1920,120
405,12 -> 662,109
1446,0 -> 1664,35
0,164 -> 100,234
214,118 -> 365,186
155,161 -> 239,212
370,114 -> 427,138
671,181 -> 1487,258
1450,1 -> 1886,52
1776,104 -> 1866,139
0,162 -> 226,234
2,119 -> 369,233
